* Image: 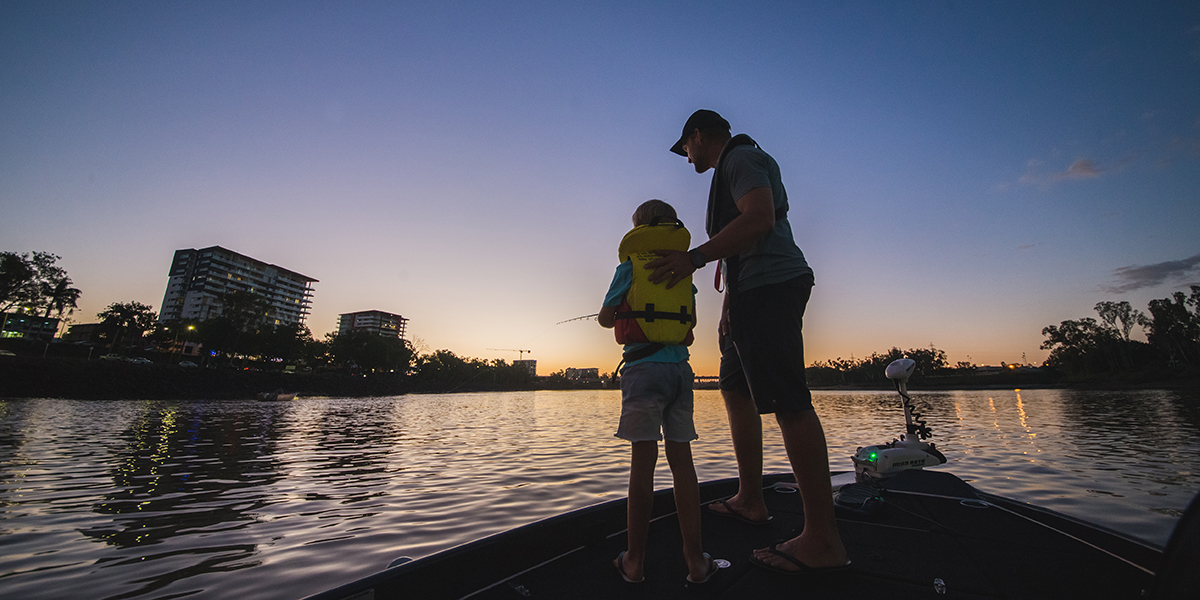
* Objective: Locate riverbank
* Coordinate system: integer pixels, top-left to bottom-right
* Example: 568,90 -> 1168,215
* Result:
2,356 -> 1197,400
0,356 -> 584,400
812,369 -> 1200,392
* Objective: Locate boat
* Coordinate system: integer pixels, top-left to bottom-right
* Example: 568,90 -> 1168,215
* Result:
304,360 -> 1199,600
256,390 -> 296,401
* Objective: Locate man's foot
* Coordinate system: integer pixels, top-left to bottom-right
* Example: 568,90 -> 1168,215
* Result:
750,537 -> 848,575
707,498 -> 772,526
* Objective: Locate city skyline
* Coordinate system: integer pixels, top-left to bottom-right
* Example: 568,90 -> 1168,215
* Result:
3,2 -> 1198,375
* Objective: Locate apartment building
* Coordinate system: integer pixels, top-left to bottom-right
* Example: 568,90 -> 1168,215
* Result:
158,246 -> 317,326
337,310 -> 409,339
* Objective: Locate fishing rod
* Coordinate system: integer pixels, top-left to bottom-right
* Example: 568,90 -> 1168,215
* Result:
555,313 -> 598,325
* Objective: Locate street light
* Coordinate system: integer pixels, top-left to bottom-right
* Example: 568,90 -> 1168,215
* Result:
171,324 -> 196,360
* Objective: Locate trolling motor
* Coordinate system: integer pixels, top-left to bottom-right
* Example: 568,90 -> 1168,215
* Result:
851,358 -> 947,482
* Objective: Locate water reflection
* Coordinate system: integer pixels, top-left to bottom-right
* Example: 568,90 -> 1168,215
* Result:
81,401 -> 287,598
0,390 -> 1196,600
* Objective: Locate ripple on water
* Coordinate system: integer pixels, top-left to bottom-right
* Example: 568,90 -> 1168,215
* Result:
0,389 -> 1197,599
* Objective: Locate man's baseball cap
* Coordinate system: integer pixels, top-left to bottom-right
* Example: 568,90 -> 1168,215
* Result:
670,109 -> 730,156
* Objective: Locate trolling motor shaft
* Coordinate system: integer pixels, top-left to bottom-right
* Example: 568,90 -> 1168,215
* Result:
892,362 -> 933,442
851,358 -> 947,481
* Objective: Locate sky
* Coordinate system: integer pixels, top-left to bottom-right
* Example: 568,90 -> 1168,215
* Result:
2,1 -> 1198,376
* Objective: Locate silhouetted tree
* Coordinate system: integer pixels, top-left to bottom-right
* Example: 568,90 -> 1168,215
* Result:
98,301 -> 158,355
329,329 -> 414,374
0,251 -> 81,317
260,322 -> 317,365
0,252 -> 35,311
807,346 -> 949,385
41,277 -> 82,318
1042,300 -> 1158,375
1094,300 -> 1145,342
412,348 -> 483,384
196,291 -> 274,364
1041,317 -> 1114,374
1144,288 -> 1200,367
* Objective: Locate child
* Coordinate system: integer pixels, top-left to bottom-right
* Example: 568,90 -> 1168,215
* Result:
599,199 -> 716,585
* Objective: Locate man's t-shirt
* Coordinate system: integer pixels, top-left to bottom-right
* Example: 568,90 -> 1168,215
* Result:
711,141 -> 813,292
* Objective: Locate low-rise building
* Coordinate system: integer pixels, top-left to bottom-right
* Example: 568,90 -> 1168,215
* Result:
337,310 -> 409,339
0,312 -> 60,341
565,367 -> 599,381
61,322 -> 105,344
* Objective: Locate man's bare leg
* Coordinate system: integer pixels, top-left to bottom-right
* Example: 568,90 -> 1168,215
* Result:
708,387 -> 770,523
752,409 -> 847,569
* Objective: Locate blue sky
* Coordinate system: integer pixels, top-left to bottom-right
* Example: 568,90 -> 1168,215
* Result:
3,1 -> 1198,374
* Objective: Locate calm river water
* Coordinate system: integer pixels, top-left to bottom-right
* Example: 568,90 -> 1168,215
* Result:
2,389 -> 1198,599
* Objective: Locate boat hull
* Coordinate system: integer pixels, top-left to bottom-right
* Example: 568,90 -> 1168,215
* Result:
305,469 -> 1162,600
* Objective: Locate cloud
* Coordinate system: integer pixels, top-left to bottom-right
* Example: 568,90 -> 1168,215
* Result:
1015,110 -> 1200,187
1103,253 -> 1200,293
1020,157 -> 1103,185
1054,159 -> 1101,180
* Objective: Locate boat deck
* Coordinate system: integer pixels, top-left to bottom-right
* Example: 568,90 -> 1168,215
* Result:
308,470 -> 1162,600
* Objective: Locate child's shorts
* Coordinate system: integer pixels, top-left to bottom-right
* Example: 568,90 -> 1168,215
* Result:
616,361 -> 697,443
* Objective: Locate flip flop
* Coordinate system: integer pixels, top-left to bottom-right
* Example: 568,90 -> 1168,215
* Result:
749,543 -> 852,576
685,553 -> 720,586
707,499 -> 773,526
613,551 -> 643,583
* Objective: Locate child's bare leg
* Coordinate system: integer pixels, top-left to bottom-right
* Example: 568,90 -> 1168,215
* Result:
619,440 -> 658,581
665,440 -> 708,581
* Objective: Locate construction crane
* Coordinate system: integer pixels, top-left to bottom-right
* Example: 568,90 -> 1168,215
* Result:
487,348 -> 532,360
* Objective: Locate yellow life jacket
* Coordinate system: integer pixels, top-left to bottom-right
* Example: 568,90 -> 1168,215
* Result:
614,219 -> 696,346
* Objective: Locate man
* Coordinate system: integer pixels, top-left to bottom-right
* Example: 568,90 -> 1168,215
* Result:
646,109 -> 849,574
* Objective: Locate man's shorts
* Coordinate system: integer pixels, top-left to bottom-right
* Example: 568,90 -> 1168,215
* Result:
719,274 -> 815,414
616,361 -> 697,443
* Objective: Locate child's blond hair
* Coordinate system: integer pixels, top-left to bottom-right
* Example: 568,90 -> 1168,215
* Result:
632,199 -> 677,226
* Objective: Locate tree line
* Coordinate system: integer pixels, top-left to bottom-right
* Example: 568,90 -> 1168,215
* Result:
9,249 -> 1197,387
807,345 -> 954,386
1,250 -> 546,389
805,287 -> 1200,385
1040,288 -> 1200,377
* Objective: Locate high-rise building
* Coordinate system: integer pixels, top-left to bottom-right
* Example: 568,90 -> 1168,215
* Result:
158,246 -> 317,326
337,310 -> 409,339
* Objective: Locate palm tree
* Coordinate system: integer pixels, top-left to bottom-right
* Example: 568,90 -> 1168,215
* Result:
41,277 -> 82,318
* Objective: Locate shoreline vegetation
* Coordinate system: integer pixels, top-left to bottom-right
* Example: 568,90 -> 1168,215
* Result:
2,355 -> 1197,401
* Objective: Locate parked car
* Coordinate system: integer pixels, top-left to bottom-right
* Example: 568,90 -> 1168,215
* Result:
99,354 -> 124,361
178,360 -> 198,368
126,357 -> 152,365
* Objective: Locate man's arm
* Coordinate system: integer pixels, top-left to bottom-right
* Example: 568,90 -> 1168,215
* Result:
646,186 -> 775,288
